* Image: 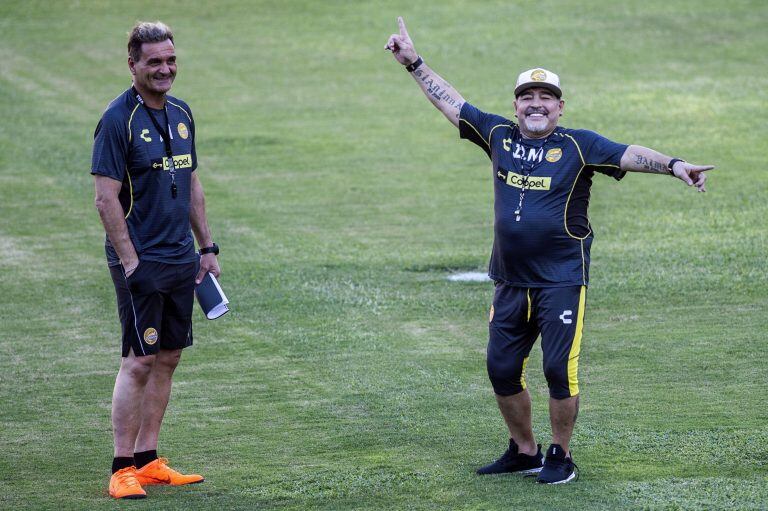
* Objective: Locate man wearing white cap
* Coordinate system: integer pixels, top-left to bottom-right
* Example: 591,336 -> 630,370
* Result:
386,17 -> 713,484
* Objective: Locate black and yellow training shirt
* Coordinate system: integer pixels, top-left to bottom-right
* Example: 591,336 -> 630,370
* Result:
459,102 -> 628,287
91,88 -> 198,267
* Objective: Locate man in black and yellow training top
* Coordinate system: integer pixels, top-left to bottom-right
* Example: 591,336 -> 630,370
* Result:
386,17 -> 713,484
92,21 -> 220,499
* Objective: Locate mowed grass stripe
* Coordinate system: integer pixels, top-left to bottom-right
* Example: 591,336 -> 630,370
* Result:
1,0 -> 767,509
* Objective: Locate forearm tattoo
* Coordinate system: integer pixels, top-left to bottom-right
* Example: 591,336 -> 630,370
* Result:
633,154 -> 668,174
413,68 -> 464,118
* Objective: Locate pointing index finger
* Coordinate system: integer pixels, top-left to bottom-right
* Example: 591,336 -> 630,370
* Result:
398,16 -> 409,38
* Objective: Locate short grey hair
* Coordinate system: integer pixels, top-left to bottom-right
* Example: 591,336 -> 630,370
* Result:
127,21 -> 174,61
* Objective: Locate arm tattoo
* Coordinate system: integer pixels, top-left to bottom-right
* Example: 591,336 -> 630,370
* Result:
411,66 -> 465,120
414,71 -> 462,112
634,154 -> 668,174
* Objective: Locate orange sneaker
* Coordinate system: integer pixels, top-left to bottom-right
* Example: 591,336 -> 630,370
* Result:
135,457 -> 205,486
109,466 -> 147,499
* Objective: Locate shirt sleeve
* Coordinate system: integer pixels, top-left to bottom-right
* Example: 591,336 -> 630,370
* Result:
91,110 -> 129,181
459,102 -> 508,159
577,130 -> 629,181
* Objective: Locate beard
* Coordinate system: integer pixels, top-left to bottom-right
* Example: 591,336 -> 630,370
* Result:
520,105 -> 555,136
522,116 -> 552,135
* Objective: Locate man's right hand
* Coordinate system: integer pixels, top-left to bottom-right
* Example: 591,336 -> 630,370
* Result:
123,258 -> 139,278
385,17 -> 418,66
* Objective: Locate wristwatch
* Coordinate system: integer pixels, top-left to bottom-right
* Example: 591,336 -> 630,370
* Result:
199,243 -> 219,255
405,56 -> 424,73
667,158 -> 685,175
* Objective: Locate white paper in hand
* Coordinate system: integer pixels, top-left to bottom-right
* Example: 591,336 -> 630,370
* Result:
195,272 -> 230,320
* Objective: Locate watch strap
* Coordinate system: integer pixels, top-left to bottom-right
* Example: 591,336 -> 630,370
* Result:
199,243 -> 219,255
405,56 -> 423,73
667,158 -> 685,175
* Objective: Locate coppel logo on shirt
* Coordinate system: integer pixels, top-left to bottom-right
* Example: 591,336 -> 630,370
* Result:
150,154 -> 193,171
505,170 -> 552,190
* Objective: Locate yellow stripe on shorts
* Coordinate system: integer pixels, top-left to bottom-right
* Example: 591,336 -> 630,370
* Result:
567,286 -> 587,396
521,356 -> 529,390
526,289 -> 532,322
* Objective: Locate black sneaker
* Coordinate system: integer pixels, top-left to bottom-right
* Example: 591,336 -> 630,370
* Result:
536,444 -> 578,484
476,439 -> 543,475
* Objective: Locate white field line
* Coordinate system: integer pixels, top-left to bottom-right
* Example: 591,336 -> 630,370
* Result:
446,272 -> 491,282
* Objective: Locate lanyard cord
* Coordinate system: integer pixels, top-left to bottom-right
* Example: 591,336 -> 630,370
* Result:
513,136 -> 550,222
133,88 -> 177,198
514,162 -> 531,222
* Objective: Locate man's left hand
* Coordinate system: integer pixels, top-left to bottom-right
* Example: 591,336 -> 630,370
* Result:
196,253 -> 220,284
672,161 -> 714,192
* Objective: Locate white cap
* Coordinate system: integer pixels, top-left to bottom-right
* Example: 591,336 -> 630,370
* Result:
514,68 -> 562,98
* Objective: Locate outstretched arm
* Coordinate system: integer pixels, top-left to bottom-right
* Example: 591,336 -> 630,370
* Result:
385,17 -> 465,128
620,145 -> 714,192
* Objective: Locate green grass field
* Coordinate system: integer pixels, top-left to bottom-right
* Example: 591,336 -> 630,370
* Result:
1,0 -> 766,509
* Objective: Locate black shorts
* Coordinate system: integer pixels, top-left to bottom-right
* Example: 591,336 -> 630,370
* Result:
109,260 -> 198,357
487,283 -> 587,399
